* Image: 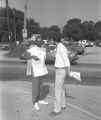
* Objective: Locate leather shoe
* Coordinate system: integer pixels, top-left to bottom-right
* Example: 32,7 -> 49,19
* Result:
61,107 -> 66,111
49,111 -> 61,117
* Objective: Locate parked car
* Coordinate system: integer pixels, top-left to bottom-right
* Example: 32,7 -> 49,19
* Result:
96,40 -> 101,47
20,45 -> 79,64
45,45 -> 79,64
65,42 -> 84,55
76,45 -> 85,55
86,41 -> 94,47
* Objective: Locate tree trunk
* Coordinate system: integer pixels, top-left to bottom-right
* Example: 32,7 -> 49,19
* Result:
5,0 -> 13,51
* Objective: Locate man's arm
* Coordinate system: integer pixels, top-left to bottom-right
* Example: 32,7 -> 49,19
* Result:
60,47 -> 70,75
66,66 -> 70,75
31,55 -> 40,60
24,52 -> 40,60
59,45 -> 70,66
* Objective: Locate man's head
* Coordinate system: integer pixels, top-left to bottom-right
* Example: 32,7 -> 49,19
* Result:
54,34 -> 61,43
54,36 -> 62,46
61,38 -> 65,43
35,36 -> 45,47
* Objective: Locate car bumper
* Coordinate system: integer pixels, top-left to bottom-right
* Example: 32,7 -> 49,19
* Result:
70,55 -> 79,62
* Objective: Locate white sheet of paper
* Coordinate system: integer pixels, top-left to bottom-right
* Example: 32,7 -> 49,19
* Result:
69,71 -> 81,81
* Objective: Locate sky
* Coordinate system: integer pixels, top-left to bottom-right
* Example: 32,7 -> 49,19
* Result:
1,0 -> 101,28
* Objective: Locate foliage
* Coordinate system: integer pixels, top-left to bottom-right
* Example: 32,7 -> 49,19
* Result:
62,18 -> 101,41
26,18 -> 40,37
40,27 -> 50,40
82,21 -> 94,40
0,7 -> 24,43
62,18 -> 84,41
1,7 -> 101,46
0,7 -> 40,43
6,42 -> 27,58
40,25 -> 61,41
49,25 -> 61,41
94,21 -> 101,40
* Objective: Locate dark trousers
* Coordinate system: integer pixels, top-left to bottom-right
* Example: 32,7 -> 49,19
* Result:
31,74 -> 44,104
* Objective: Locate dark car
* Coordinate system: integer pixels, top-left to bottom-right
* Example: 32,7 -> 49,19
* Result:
65,42 -> 84,55
96,40 -> 101,47
45,45 -> 79,64
76,45 -> 85,55
20,45 -> 79,64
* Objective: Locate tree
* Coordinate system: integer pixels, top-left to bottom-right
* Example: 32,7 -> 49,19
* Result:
40,27 -> 50,40
82,20 -> 96,41
0,7 -> 24,43
0,8 -> 8,42
63,18 -> 84,41
50,25 -> 60,33
0,7 -> 41,43
49,25 -> 61,41
5,0 -> 15,51
26,18 -> 40,38
94,21 -> 101,40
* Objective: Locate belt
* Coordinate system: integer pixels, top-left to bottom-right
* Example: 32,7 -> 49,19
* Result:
55,67 -> 67,69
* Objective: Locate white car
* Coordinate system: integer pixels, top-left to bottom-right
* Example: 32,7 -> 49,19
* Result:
86,41 -> 94,47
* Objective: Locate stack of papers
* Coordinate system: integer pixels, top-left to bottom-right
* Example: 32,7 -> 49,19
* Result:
69,71 -> 81,81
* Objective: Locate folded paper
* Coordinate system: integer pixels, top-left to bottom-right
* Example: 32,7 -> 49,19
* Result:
69,71 -> 81,81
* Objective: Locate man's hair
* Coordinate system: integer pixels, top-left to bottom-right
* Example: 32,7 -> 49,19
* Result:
36,35 -> 42,40
55,39 -> 61,43
54,35 -> 61,43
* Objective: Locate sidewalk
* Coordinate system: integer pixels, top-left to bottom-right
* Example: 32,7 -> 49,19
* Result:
0,81 -> 101,120
0,49 -> 101,120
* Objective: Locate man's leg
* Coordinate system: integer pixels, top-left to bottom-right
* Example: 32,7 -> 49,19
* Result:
54,68 -> 66,112
32,75 -> 40,111
38,78 -> 43,101
32,76 -> 39,104
61,86 -> 66,108
38,78 -> 49,105
49,68 -> 67,117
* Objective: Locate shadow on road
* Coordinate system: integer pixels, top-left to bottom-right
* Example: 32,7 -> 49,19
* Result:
42,84 -> 50,100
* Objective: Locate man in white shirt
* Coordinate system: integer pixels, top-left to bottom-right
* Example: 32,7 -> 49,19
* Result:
26,36 -> 48,111
50,38 -> 70,117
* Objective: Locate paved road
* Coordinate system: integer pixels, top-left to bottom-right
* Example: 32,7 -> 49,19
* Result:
0,46 -> 101,86
0,62 -> 101,86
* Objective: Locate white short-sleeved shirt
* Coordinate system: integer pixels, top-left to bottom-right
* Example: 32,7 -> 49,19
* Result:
27,45 -> 48,77
55,43 -> 70,68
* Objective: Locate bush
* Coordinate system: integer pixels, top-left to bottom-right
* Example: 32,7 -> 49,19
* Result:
6,42 -> 27,58
17,42 -> 27,55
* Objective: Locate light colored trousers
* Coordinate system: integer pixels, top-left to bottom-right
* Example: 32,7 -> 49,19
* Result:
54,68 -> 67,112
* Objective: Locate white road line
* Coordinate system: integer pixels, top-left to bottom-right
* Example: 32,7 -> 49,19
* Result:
48,95 -> 101,120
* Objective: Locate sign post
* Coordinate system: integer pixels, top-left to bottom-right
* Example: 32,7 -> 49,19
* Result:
22,29 -> 27,38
